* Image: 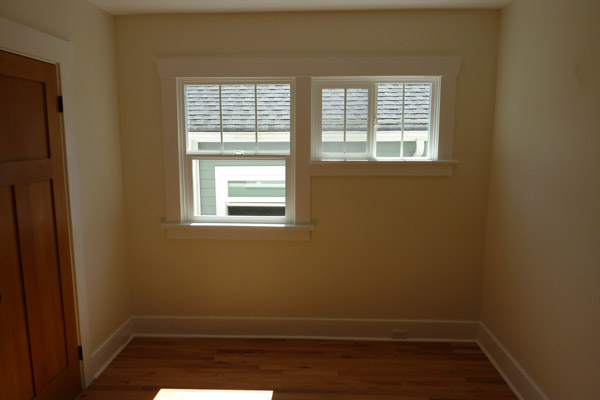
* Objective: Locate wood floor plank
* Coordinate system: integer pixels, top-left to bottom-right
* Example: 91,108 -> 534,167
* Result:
77,338 -> 516,400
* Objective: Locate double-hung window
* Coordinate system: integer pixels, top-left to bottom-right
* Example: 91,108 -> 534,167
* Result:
180,79 -> 295,224
312,77 -> 440,161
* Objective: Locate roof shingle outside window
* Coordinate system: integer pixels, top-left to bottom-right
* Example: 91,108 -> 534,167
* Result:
185,83 -> 431,133
185,84 -> 291,133
376,84 -> 431,132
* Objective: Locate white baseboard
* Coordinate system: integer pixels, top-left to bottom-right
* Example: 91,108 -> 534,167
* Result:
131,316 -> 479,341
477,324 -> 548,400
82,316 -> 476,387
87,316 -> 549,400
85,317 -> 134,386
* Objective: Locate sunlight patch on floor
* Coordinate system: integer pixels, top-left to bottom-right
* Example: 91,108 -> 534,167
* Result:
154,389 -> 273,400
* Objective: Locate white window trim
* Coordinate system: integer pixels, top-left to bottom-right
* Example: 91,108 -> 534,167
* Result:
159,76 -> 313,239
161,222 -> 313,241
157,55 -> 460,239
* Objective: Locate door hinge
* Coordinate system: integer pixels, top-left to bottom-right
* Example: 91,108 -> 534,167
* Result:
58,96 -> 64,112
78,345 -> 83,360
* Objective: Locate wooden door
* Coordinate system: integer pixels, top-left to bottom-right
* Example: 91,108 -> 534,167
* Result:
0,50 -> 81,400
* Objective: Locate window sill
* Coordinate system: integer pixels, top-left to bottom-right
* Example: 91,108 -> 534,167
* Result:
309,160 -> 457,176
161,222 -> 314,240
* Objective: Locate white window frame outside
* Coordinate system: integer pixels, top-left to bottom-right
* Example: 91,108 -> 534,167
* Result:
157,55 -> 461,239
213,165 -> 286,216
312,77 -> 440,161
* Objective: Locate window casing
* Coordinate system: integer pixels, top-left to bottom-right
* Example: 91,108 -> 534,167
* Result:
158,55 -> 460,238
179,78 -> 295,224
312,77 -> 440,161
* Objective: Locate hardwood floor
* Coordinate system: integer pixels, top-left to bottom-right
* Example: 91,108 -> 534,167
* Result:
77,338 -> 516,400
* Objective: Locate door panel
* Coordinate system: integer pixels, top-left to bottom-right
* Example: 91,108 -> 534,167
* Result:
0,49 -> 81,400
0,74 -> 50,162
0,186 -> 36,400
16,181 -> 69,390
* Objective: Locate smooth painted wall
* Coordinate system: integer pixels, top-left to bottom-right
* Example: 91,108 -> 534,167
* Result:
482,0 -> 600,398
0,1 -> 131,352
115,10 -> 499,321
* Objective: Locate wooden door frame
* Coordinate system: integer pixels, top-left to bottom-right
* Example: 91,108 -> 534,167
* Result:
0,17 -> 93,387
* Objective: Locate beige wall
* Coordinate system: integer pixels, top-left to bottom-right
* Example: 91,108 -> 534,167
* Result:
2,1 -> 597,394
0,1 -> 131,351
115,10 -> 499,320
482,0 -> 600,398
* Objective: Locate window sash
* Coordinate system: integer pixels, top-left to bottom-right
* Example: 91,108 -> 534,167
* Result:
178,78 -> 296,224
312,77 -> 440,161
180,78 -> 294,156
182,154 -> 294,224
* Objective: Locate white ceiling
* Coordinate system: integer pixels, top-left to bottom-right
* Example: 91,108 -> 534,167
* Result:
87,0 -> 512,15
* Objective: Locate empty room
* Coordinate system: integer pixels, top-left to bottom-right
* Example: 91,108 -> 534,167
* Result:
0,0 -> 598,399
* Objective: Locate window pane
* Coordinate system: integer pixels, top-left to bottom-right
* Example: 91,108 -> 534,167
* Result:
257,84 -> 290,153
375,83 -> 403,158
321,88 -> 344,153
186,83 -> 291,154
185,85 -> 221,152
192,159 -> 285,217
375,83 -> 432,158
404,83 -> 431,158
221,85 -> 256,152
345,88 -> 368,154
